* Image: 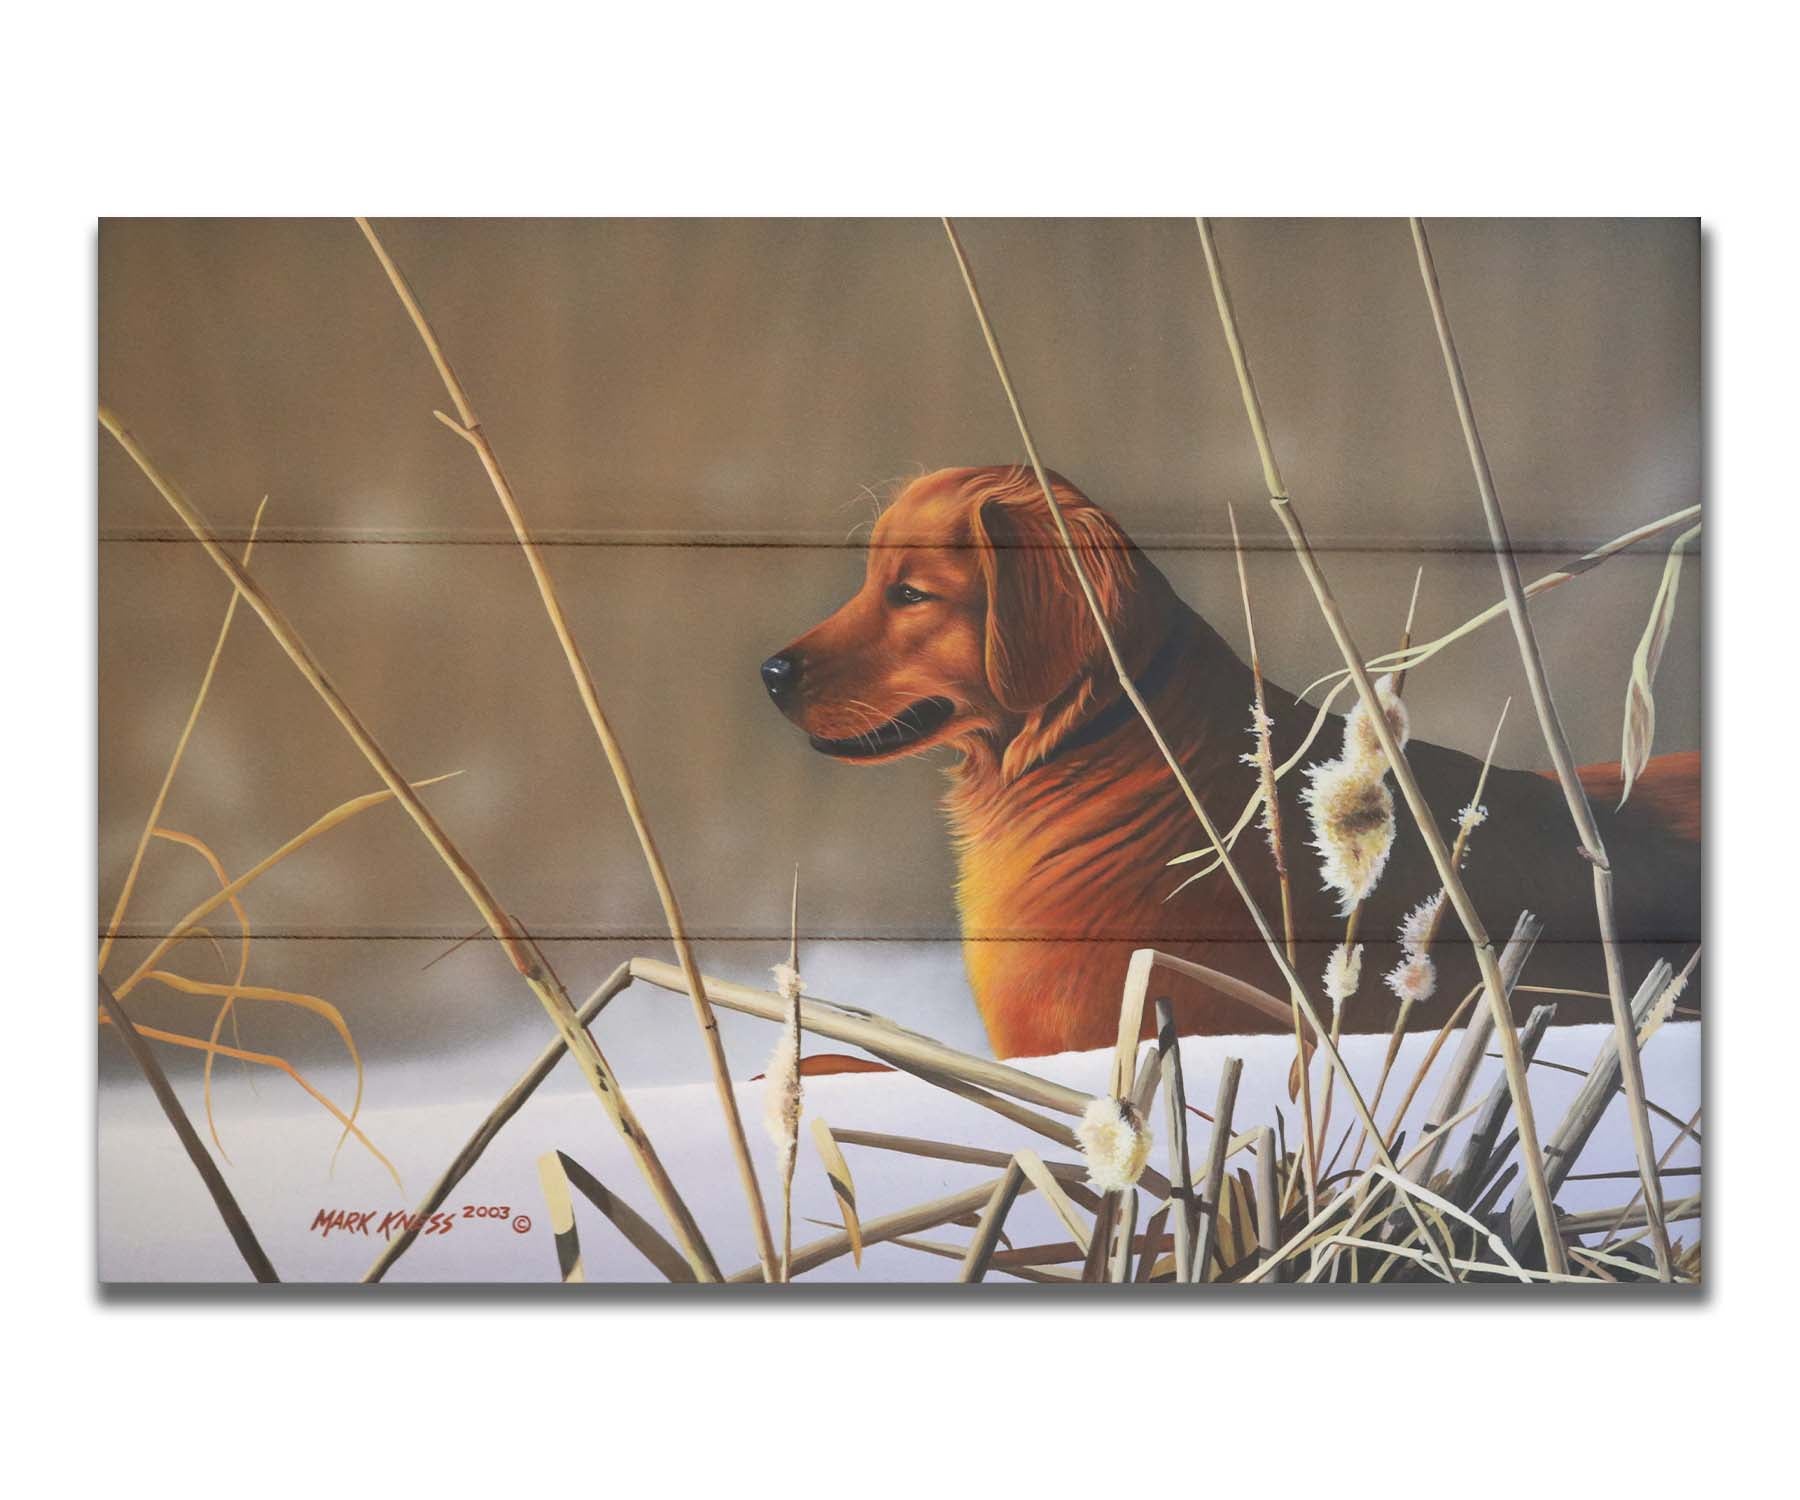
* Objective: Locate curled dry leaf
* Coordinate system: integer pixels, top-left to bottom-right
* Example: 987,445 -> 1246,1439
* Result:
1620,523 -> 1700,807
810,1117 -> 863,1268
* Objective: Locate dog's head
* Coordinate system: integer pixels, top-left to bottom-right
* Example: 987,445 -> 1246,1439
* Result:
761,466 -> 1173,773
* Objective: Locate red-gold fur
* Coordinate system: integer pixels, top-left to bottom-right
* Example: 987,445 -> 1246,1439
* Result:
768,467 -> 1700,1059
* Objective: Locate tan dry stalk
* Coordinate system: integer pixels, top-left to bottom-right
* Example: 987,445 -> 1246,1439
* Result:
1409,216 -> 1671,1280
98,977 -> 278,1283
1597,1104 -> 1701,1247
736,1173 -> 1037,1282
99,497 -> 267,975
1191,1057 -> 1244,1282
100,407 -> 721,1284
1229,503 -> 1317,1223
1196,216 -> 1565,1275
627,957 -> 1090,1115
941,217 -> 1458,1282
355,216 -> 776,1285
1153,999 -> 1197,1281
960,1158 -> 1028,1282
368,962 -> 635,1281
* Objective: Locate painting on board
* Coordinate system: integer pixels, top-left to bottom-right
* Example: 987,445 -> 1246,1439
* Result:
97,218 -> 1701,1285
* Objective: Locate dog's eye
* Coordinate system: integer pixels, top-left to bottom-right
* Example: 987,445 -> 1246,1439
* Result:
887,583 -> 932,607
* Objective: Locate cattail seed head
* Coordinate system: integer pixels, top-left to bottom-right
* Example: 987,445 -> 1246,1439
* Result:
763,962 -> 805,1163
1346,673 -> 1410,768
1399,892 -> 1445,957
1384,952 -> 1438,1006
1076,1096 -> 1153,1192
1303,758 -> 1397,913
1324,941 -> 1364,1013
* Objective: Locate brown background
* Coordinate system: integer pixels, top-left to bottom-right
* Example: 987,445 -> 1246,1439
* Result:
98,219 -> 1701,1085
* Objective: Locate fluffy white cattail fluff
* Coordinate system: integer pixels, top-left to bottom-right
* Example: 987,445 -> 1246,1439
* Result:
1385,893 -> 1444,1006
1303,760 -> 1397,913
763,962 -> 804,1164
1075,1096 -> 1153,1192
1323,941 -> 1363,1016
1303,676 -> 1408,914
1346,673 -> 1410,768
1242,702 -> 1287,870
1384,953 -> 1437,1006
1398,892 -> 1445,956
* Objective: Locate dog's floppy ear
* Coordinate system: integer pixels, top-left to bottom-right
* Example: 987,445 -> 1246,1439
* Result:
971,473 -> 1140,713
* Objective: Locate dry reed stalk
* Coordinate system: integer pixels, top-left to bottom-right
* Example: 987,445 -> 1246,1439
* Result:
1253,1125 -> 1280,1276
625,957 -> 1090,1115
1562,1192 -> 1700,1238
1446,1003 -> 1556,1208
1192,1057 -> 1244,1282
942,218 -> 1457,1282
366,962 -> 633,1281
100,408 -> 721,1284
1410,216 -> 1672,1281
1507,962 -> 1668,1251
1197,217 -> 1564,1276
1595,1104 -> 1701,1246
833,1129 -> 1090,1185
1153,999 -> 1197,1280
1136,1203 -> 1172,1282
737,1172 -> 1036,1282
1109,1188 -> 1139,1282
355,217 -> 777,1285
1229,504 -> 1318,1221
960,1160 -> 1027,1282
1403,914 -> 1543,1185
99,498 -> 267,975
98,977 -> 278,1283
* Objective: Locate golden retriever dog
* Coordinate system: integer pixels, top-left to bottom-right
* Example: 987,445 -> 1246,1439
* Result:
762,466 -> 1700,1059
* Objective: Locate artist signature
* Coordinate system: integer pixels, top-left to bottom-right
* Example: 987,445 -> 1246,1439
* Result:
309,1205 -> 531,1239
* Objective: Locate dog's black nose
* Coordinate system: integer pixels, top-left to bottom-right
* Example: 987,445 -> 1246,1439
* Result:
760,651 -> 800,701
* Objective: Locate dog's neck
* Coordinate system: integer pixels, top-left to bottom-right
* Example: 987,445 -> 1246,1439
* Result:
944,600 -> 1249,838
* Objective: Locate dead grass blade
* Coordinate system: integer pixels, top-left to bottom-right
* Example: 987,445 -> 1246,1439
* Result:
555,1151 -> 698,1283
1620,523 -> 1701,806
98,977 -> 279,1282
99,1008 -> 399,1187
810,1118 -> 863,1268
536,1151 -> 585,1283
98,498 -> 267,975
112,773 -> 462,1004
147,826 -> 254,1159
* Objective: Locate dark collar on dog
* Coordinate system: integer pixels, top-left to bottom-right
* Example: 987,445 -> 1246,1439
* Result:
1034,627 -> 1184,770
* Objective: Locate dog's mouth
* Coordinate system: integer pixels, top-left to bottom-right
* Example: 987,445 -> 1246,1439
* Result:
808,697 -> 957,760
